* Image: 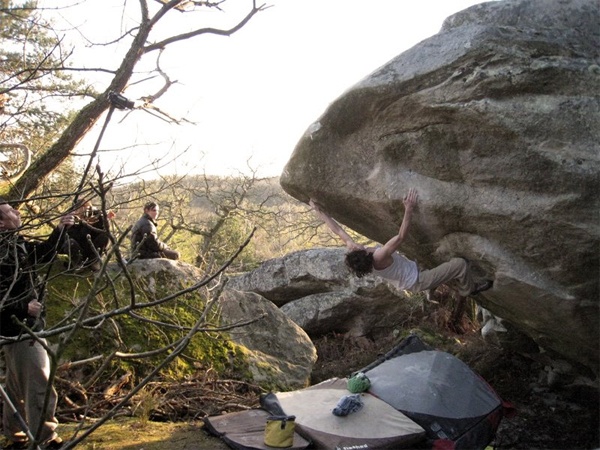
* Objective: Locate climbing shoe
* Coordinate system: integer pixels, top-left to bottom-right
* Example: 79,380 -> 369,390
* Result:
471,280 -> 493,296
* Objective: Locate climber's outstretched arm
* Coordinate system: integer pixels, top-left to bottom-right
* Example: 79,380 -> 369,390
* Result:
309,199 -> 365,251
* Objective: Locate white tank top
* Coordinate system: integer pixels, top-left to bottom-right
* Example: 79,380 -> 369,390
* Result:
373,252 -> 419,290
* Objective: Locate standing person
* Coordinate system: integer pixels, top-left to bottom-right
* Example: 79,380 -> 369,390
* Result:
60,199 -> 116,272
310,188 -> 492,304
130,201 -> 179,260
0,197 -> 73,449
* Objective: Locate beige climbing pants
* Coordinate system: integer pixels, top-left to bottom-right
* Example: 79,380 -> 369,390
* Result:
408,257 -> 474,297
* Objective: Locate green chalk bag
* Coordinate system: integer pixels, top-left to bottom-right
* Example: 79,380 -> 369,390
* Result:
347,371 -> 371,393
264,415 -> 296,448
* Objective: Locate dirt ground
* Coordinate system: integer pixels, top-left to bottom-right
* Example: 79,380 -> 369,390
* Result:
51,327 -> 598,450
57,419 -> 229,450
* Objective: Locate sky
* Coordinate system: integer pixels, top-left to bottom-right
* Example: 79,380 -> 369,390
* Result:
44,0 -> 487,179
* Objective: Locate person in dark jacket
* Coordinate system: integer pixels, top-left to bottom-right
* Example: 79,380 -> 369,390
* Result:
130,201 -> 179,260
60,199 -> 115,272
0,197 -> 74,449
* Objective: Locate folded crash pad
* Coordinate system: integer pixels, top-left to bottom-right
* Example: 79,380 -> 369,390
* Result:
204,408 -> 310,450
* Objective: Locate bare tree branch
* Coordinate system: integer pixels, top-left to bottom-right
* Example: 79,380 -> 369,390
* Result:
7,0 -> 266,201
145,1 -> 267,52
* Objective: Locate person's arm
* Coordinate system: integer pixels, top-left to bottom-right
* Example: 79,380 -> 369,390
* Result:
309,199 -> 364,251
376,188 -> 418,260
30,214 -> 75,263
139,220 -> 168,252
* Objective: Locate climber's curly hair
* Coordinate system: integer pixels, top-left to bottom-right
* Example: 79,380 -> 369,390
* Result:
345,249 -> 374,278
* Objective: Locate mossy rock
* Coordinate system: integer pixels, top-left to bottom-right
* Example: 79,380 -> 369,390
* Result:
43,258 -> 253,385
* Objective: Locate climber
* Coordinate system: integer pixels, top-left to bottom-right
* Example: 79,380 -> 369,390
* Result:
310,188 -> 493,301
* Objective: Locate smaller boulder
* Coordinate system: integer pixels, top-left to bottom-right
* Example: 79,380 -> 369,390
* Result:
219,290 -> 317,389
229,248 -> 421,339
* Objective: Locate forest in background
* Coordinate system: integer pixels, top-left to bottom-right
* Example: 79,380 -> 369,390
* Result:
19,171 -> 356,272
107,173 -> 333,271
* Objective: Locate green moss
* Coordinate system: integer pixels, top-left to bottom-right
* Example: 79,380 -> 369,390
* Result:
43,259 -> 254,386
407,327 -> 456,350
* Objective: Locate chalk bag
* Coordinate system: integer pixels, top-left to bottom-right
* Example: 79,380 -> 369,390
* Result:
264,414 -> 296,448
347,371 -> 371,393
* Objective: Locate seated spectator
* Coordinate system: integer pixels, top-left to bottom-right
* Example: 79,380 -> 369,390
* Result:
130,201 -> 179,260
60,199 -> 115,272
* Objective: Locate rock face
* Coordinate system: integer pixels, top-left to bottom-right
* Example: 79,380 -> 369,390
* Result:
218,290 -> 317,388
280,0 -> 600,373
227,248 -> 419,338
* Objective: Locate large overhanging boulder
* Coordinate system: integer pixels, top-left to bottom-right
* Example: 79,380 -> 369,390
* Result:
280,0 -> 600,374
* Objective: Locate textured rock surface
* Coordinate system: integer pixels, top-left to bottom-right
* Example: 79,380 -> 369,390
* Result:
228,248 -> 419,338
280,0 -> 600,373
119,259 -> 316,388
218,289 -> 317,388
227,248 -> 351,307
